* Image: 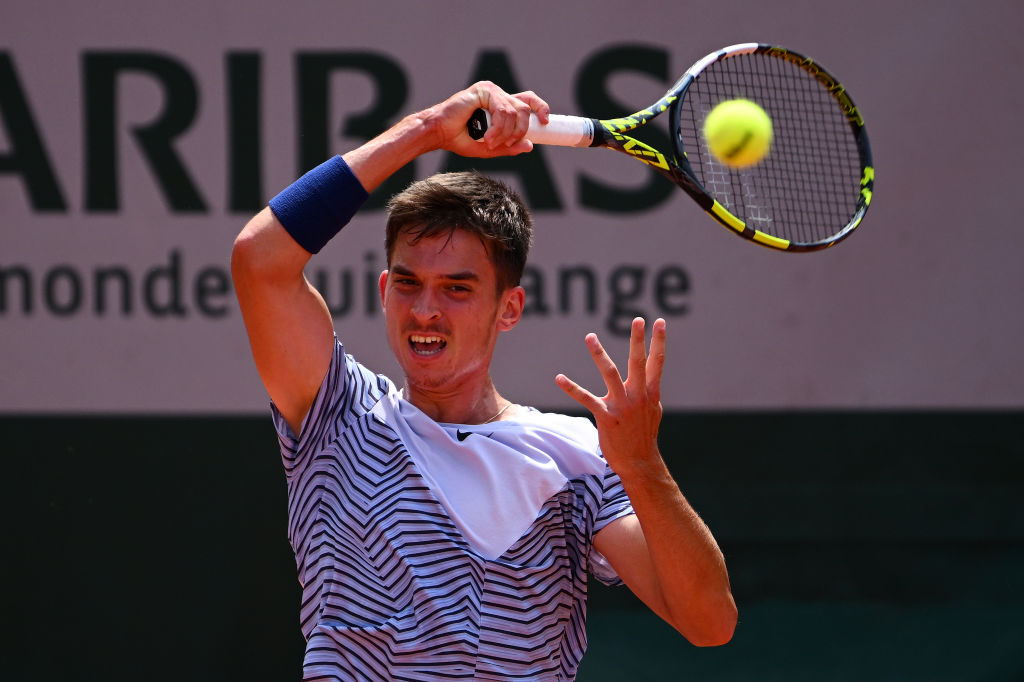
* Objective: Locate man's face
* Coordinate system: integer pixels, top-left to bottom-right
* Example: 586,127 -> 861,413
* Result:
380,228 -> 522,400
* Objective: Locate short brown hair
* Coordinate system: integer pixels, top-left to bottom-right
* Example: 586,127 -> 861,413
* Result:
385,172 -> 533,292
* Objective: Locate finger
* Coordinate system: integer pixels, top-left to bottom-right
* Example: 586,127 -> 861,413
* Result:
513,90 -> 550,125
585,332 -> 626,400
506,104 -> 533,147
492,111 -> 528,149
492,93 -> 541,148
457,136 -> 533,159
646,318 -> 667,403
502,138 -> 535,155
469,81 -> 496,114
627,317 -> 647,394
483,108 -> 513,150
470,83 -> 516,149
482,107 -> 530,153
555,373 -> 603,414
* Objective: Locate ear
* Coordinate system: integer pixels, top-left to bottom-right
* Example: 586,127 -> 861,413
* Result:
496,286 -> 525,332
378,269 -> 388,310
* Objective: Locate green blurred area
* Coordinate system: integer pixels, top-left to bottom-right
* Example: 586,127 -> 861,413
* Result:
3,412 -> 1022,680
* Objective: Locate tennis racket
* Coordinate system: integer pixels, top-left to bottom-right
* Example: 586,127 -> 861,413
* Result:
467,43 -> 874,252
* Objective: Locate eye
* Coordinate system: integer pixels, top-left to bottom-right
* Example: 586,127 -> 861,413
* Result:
447,282 -> 477,296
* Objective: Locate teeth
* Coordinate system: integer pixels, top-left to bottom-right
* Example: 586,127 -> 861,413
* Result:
410,334 -> 443,344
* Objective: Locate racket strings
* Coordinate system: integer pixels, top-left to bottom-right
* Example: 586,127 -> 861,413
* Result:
678,52 -> 864,246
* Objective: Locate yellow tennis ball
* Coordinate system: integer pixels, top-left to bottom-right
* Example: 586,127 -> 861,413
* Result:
703,99 -> 773,168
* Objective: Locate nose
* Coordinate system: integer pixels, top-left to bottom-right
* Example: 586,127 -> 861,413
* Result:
410,287 -> 442,322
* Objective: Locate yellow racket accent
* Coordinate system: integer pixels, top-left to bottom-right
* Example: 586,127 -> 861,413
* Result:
751,231 -> 791,250
711,200 -> 793,250
710,201 -> 745,234
600,97 -> 677,134
603,129 -> 671,170
861,166 -> 875,204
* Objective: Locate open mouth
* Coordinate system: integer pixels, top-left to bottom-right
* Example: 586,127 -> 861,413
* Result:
409,334 -> 447,356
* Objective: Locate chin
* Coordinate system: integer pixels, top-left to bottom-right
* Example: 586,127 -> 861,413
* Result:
401,364 -> 450,390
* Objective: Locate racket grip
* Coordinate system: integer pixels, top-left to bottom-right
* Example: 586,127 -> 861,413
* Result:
467,109 -> 595,147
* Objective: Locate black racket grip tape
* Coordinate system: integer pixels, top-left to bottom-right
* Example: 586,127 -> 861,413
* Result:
467,109 -> 489,140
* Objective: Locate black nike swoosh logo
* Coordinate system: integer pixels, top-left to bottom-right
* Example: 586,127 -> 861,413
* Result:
456,430 -> 471,441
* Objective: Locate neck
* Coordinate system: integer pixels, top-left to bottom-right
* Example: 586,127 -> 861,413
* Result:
402,379 -> 509,425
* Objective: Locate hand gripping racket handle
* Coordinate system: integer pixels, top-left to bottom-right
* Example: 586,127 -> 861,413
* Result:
467,108 -> 596,147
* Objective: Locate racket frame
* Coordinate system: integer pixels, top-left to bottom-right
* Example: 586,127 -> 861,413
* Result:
672,44 -> 873,251
471,43 -> 874,252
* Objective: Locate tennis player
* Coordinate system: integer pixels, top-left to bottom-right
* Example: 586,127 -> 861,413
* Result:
232,81 -> 736,680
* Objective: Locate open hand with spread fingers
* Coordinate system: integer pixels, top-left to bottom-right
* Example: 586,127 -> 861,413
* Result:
556,317 -> 667,474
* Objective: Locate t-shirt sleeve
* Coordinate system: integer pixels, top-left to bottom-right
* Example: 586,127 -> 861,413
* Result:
589,463 -> 636,586
270,337 -> 389,482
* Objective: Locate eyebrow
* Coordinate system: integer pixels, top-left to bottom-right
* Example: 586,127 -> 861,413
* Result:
391,265 -> 480,282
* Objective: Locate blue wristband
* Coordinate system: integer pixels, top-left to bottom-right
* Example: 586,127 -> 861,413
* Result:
268,156 -> 369,254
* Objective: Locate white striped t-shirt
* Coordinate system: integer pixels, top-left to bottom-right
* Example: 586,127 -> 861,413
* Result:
272,339 -> 635,681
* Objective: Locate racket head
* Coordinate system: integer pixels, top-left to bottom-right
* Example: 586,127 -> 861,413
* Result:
664,43 -> 874,252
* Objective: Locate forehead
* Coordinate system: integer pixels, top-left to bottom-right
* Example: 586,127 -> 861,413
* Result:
390,228 -> 496,277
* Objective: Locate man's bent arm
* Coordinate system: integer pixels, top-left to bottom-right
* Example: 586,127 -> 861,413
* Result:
232,82 -> 548,434
558,317 -> 737,646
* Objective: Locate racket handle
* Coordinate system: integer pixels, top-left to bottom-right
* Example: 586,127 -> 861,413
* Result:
467,109 -> 595,147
